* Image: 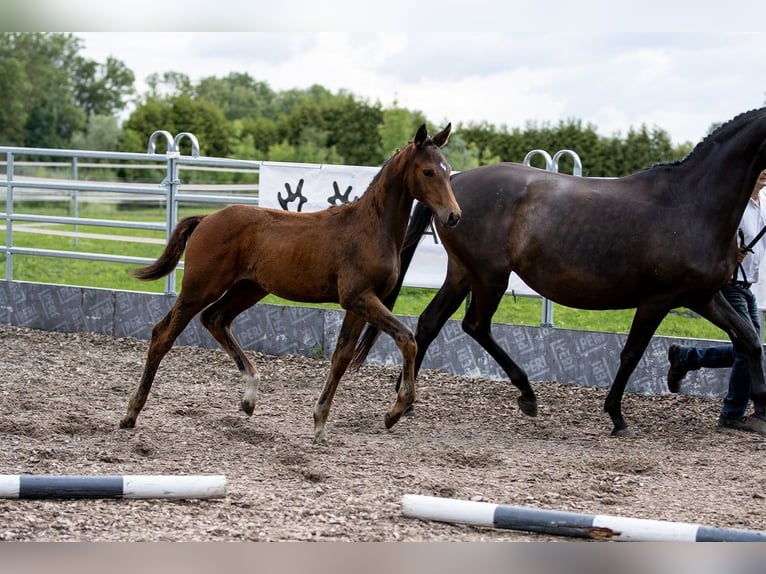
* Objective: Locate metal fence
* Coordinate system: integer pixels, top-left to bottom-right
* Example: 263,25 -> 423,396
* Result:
1,131 -> 262,295
2,133 -> 585,325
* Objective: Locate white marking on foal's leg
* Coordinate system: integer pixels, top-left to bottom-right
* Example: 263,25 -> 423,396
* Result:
241,373 -> 261,416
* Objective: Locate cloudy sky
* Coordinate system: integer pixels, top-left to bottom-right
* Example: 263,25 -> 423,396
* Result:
5,0 -> 749,149
73,29 -> 766,147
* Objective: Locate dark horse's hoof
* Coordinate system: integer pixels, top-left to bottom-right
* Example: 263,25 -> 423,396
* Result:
517,396 -> 538,417
610,427 -> 637,438
240,400 -> 255,416
119,416 -> 136,429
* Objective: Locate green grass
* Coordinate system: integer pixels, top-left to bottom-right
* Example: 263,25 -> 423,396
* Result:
263,287 -> 728,340
1,201 -> 729,341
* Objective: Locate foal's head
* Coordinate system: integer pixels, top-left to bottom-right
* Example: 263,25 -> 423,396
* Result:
400,123 -> 461,228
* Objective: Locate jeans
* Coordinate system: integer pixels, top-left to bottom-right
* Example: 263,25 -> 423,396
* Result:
674,283 -> 762,419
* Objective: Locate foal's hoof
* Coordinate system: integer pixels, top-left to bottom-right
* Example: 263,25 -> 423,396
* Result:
119,416 -> 136,429
610,427 -> 637,438
240,400 -> 254,416
384,411 -> 403,429
518,396 -> 538,417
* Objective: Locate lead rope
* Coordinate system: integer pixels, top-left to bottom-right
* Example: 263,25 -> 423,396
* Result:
735,225 -> 766,284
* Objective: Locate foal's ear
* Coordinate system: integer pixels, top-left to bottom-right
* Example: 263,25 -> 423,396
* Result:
432,123 -> 452,148
413,123 -> 428,148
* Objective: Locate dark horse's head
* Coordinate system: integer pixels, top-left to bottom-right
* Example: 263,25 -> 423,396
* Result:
402,123 -> 461,228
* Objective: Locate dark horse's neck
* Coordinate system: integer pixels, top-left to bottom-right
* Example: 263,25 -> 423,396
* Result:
656,107 -> 766,236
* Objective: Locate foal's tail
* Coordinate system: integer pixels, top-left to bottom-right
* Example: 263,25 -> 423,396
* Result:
131,215 -> 206,281
349,201 -> 435,369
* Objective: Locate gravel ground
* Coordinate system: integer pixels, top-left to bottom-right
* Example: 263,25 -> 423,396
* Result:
1,324 -> 765,542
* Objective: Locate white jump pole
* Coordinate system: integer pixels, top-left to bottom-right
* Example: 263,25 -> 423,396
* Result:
0,474 -> 226,499
401,494 -> 766,542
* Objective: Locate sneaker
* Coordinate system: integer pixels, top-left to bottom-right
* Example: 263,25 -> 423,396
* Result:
666,343 -> 688,393
718,415 -> 754,432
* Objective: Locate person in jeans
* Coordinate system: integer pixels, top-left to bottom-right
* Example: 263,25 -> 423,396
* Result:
667,168 -> 766,433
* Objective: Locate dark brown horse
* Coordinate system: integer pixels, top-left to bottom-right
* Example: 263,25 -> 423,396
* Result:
352,107 -> 766,438
119,123 -> 461,443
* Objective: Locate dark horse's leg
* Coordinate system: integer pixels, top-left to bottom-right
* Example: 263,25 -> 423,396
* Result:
313,311 -> 367,443
398,269 -> 537,418
462,282 -> 538,417
604,303 -> 669,437
690,292 -> 766,433
405,270 -> 473,388
199,280 -> 267,416
120,292 -> 212,428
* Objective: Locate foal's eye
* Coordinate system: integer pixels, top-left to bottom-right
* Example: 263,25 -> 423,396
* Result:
423,169 -> 435,177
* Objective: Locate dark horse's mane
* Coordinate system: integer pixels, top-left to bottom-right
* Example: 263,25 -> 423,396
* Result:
649,106 -> 766,170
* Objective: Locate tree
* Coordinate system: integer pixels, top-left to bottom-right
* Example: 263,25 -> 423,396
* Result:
378,106 -> 426,157
145,72 -> 194,99
267,125 -> 344,164
324,93 -> 384,166
196,73 -> 276,121
73,55 -> 135,117
69,114 -> 122,151
621,125 -> 676,174
122,95 -> 232,157
0,33 -> 84,147
0,33 -> 135,148
0,51 -> 31,145
443,134 -> 483,171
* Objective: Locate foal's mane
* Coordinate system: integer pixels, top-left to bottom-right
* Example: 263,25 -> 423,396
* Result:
650,106 -> 766,170
358,132 -> 440,198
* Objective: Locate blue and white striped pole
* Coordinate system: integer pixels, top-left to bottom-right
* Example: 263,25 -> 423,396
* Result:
401,494 -> 766,542
0,474 -> 226,499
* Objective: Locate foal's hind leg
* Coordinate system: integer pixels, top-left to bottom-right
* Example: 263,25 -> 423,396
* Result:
120,295 -> 206,428
313,312 -> 367,443
199,280 -> 267,416
462,282 -> 538,417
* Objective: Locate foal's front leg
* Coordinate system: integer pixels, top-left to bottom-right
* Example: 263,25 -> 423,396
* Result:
348,295 -> 417,430
313,312 -> 366,443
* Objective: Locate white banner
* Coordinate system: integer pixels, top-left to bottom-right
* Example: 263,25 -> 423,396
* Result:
259,161 -> 538,296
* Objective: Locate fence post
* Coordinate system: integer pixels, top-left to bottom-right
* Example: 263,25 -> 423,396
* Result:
148,130 -> 186,296
4,152 -> 13,281
71,156 -> 80,247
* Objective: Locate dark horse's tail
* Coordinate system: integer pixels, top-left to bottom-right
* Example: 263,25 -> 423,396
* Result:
132,215 -> 206,281
349,201 -> 435,369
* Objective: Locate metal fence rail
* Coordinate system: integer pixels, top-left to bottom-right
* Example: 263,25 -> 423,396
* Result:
1,131 -> 262,295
